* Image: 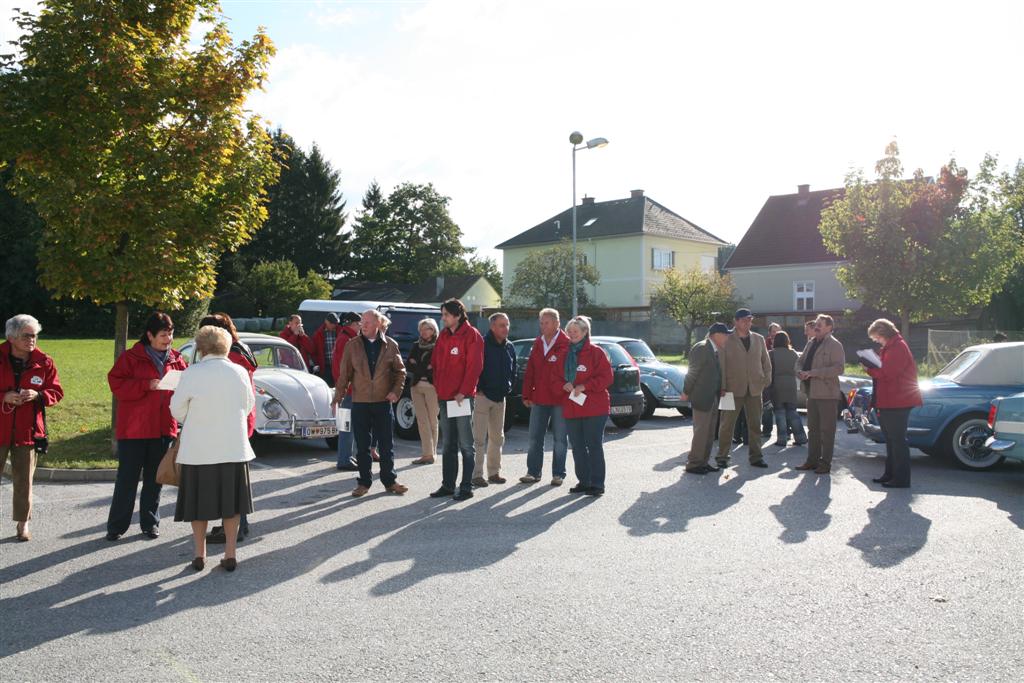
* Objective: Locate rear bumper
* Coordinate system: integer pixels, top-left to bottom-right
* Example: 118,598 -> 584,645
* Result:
611,391 -> 644,416
984,436 -> 1017,452
257,417 -> 337,438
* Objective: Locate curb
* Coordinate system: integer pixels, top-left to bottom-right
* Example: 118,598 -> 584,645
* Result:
3,462 -> 117,482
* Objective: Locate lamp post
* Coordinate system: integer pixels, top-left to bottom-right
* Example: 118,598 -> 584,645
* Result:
569,131 -> 608,317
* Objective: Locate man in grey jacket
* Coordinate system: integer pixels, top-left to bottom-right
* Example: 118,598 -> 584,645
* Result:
717,309 -> 773,468
682,323 -> 730,474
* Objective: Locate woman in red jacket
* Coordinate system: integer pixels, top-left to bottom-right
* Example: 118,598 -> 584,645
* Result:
561,316 -> 613,496
863,318 -> 923,488
105,312 -> 188,541
1,314 -> 64,541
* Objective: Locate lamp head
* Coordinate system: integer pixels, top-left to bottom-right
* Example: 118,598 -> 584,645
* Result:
586,137 -> 609,149
569,131 -> 584,145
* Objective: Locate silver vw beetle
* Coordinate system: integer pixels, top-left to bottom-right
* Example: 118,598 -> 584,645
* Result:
178,332 -> 338,449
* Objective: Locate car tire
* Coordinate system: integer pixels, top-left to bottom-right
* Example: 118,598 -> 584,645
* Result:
325,436 -> 338,450
676,407 -> 693,418
611,415 -> 640,429
393,394 -> 419,441
943,413 -> 1003,471
640,385 -> 658,419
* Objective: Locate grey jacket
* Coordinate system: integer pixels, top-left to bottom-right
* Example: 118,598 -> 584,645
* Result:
683,337 -> 721,412
768,347 -> 800,406
720,331 -> 772,398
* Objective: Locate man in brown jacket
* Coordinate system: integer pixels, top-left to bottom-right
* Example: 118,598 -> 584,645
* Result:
334,310 -> 408,497
795,314 -> 845,474
717,309 -> 773,468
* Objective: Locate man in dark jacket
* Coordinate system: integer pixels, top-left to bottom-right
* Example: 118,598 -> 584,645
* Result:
682,323 -> 730,474
471,312 -> 517,488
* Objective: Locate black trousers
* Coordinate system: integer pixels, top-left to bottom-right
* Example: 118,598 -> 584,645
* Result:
878,408 -> 912,486
107,437 -> 171,535
352,402 -> 397,489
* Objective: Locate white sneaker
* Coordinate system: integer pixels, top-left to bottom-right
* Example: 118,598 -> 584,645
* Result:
550,476 -> 564,486
519,474 -> 540,484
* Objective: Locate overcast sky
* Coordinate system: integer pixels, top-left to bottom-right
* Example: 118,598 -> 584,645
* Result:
4,0 -> 1023,265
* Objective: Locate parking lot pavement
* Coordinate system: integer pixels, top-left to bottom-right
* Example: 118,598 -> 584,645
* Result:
2,410 -> 1022,681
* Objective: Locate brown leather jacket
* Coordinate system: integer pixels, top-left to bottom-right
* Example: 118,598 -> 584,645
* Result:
335,333 -> 407,403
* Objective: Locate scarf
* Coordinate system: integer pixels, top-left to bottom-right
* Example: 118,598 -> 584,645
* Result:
145,345 -> 170,377
415,337 -> 436,352
564,337 -> 587,384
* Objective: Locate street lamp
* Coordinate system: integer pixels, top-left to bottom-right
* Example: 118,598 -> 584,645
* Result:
570,131 -> 609,317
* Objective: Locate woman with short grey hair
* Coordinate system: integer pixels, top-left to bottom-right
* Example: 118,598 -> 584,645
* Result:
408,318 -> 440,464
1,314 -> 64,541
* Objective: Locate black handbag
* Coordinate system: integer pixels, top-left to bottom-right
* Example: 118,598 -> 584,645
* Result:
34,402 -> 48,454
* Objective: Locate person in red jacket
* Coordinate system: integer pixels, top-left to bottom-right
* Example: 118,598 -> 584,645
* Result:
331,312 -> 363,471
561,316 -> 613,496
280,314 -> 314,368
429,298 -> 484,501
519,308 -> 570,486
1,314 -> 64,541
309,312 -> 340,385
863,318 -> 923,489
105,311 -> 188,541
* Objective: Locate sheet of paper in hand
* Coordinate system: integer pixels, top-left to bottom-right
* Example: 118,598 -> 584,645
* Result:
156,369 -> 182,391
569,391 -> 587,406
856,349 -> 882,368
447,399 -> 472,417
718,391 -> 735,411
336,408 -> 352,432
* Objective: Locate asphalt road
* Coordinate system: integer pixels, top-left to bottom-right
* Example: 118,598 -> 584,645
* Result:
2,410 -> 1022,682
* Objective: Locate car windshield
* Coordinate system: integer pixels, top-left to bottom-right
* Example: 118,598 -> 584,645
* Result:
597,342 -> 633,367
936,350 -> 981,382
619,340 -> 656,361
250,343 -> 306,371
514,340 -> 534,360
387,310 -> 441,340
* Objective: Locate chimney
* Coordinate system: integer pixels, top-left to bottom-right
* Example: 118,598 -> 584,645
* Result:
435,275 -> 444,298
581,196 -> 595,206
630,189 -> 644,199
797,184 -> 810,196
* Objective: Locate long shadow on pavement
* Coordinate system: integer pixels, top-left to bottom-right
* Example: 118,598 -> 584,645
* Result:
618,460 -> 745,536
847,491 -> 931,568
769,474 -> 832,543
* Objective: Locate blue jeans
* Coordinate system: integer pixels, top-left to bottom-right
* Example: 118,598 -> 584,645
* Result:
567,415 -> 606,490
774,403 -> 807,444
439,398 -> 475,493
107,437 -> 171,535
352,402 -> 396,489
526,403 -> 568,479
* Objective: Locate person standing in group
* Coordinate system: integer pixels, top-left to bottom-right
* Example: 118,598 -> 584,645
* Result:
1,315 -> 64,541
682,323 -> 729,474
408,318 -> 440,465
768,331 -> 807,448
331,312 -> 362,472
471,312 -> 516,488
561,316 -> 612,496
333,310 -> 408,497
795,314 -> 846,475
105,312 -> 188,541
520,308 -> 570,486
761,322 -> 783,438
309,312 -> 340,386
429,299 -> 484,501
863,318 -> 922,488
171,326 -> 256,572
803,320 -> 816,346
717,308 -> 772,469
280,314 -> 314,368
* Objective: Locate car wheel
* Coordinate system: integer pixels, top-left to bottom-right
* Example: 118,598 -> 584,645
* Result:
325,436 -> 338,450
611,415 -> 640,429
676,407 -> 692,417
943,413 -> 1003,470
640,385 -> 658,419
393,394 -> 419,441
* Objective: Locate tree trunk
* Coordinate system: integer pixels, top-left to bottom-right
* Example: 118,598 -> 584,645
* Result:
111,302 -> 129,455
682,323 -> 693,351
898,308 -> 911,339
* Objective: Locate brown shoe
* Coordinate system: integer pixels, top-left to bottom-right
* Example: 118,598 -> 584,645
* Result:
795,463 -> 817,471
352,484 -> 370,497
814,466 -> 831,475
385,483 -> 408,495
412,457 -> 434,465
488,475 -> 507,484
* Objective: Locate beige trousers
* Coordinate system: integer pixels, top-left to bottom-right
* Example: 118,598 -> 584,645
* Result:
472,395 -> 506,478
805,399 -> 838,469
410,381 -> 439,458
1,445 -> 36,521
717,392 -> 764,462
686,407 -> 719,469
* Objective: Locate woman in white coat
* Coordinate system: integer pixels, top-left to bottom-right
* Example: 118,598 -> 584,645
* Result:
170,325 -> 255,572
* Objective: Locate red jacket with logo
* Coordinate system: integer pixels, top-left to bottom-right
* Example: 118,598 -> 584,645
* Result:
522,330 -> 570,406
432,322 -> 484,401
332,326 -> 359,383
280,328 -> 314,367
0,342 -> 64,447
108,342 -> 187,440
865,334 -> 923,409
561,340 -> 613,419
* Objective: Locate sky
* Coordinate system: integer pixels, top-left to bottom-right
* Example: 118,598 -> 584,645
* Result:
3,0 -> 1023,267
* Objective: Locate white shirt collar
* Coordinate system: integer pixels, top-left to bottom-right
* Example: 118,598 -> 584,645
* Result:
541,333 -> 558,355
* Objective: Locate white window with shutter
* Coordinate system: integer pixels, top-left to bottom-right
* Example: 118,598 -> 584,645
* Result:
652,248 -> 675,271
794,280 -> 815,311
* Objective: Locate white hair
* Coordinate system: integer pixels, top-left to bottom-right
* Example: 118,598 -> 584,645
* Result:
488,312 -> 509,323
6,314 -> 42,340
565,315 -> 592,337
539,308 -> 560,322
418,317 -> 439,336
362,309 -> 390,329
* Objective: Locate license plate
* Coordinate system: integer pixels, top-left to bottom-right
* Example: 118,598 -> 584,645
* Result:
610,405 -> 633,415
302,426 -> 338,438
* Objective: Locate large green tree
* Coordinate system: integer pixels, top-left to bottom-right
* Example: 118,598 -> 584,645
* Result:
983,160 -> 1024,329
0,0 -> 279,359
233,259 -> 331,318
819,143 -> 1023,337
650,267 -> 739,349
508,240 -> 600,311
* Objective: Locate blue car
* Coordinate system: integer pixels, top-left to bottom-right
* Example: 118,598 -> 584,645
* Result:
985,391 -> 1024,464
850,342 -> 1024,470
598,336 -> 690,419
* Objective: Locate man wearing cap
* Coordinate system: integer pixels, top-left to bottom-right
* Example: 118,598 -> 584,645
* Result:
682,322 -> 730,474
310,313 -> 341,385
331,312 -> 362,471
717,309 -> 773,468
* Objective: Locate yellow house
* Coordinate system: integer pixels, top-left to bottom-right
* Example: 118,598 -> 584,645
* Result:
497,190 -> 726,308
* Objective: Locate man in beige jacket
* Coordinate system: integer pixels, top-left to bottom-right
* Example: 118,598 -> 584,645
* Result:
795,314 -> 845,474
717,309 -> 773,468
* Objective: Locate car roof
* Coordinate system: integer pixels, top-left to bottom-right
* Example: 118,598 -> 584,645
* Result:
592,335 -> 641,343
299,299 -> 438,314
942,342 -> 1024,385
236,333 -> 287,342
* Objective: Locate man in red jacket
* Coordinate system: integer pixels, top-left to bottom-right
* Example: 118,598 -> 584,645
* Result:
280,314 -> 314,368
519,307 -> 570,486
309,312 -> 340,385
429,298 -> 484,501
1,314 -> 64,541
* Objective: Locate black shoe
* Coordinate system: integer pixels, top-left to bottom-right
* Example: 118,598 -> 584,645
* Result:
453,489 -> 474,501
105,532 -> 121,541
750,460 -> 768,468
336,462 -> 360,472
704,463 -> 720,472
586,487 -> 604,496
882,482 -> 910,489
429,487 -> 455,498
142,528 -> 160,539
872,476 -> 891,484
771,441 -> 788,448
685,466 -> 710,474
569,483 -> 590,493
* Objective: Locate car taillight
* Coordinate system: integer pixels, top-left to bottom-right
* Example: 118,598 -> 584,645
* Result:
987,402 -> 997,428
847,389 -> 857,405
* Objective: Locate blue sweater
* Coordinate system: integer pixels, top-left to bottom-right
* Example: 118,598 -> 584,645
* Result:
478,331 -> 517,402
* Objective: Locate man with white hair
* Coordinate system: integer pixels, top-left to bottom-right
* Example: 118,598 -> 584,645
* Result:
520,307 -> 570,486
1,314 -> 64,541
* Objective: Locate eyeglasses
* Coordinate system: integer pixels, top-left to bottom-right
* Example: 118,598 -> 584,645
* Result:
18,333 -> 38,340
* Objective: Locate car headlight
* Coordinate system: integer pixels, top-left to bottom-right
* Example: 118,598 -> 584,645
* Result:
262,398 -> 285,420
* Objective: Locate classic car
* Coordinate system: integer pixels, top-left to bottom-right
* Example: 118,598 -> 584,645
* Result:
507,337 -> 644,429
849,342 -> 1024,470
178,332 -> 339,449
985,391 -> 1024,464
601,336 -> 690,418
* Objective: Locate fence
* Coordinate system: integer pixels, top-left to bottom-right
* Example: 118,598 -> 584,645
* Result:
925,329 -> 1024,369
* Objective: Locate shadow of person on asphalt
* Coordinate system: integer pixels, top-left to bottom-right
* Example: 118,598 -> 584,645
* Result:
847,492 -> 931,568
618,471 -> 745,536
769,474 -> 832,543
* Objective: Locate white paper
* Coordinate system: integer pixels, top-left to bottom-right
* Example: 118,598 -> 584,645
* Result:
569,391 -> 587,406
156,369 -> 182,391
718,391 -> 735,411
856,349 -> 882,368
335,408 -> 351,432
446,399 -> 472,417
